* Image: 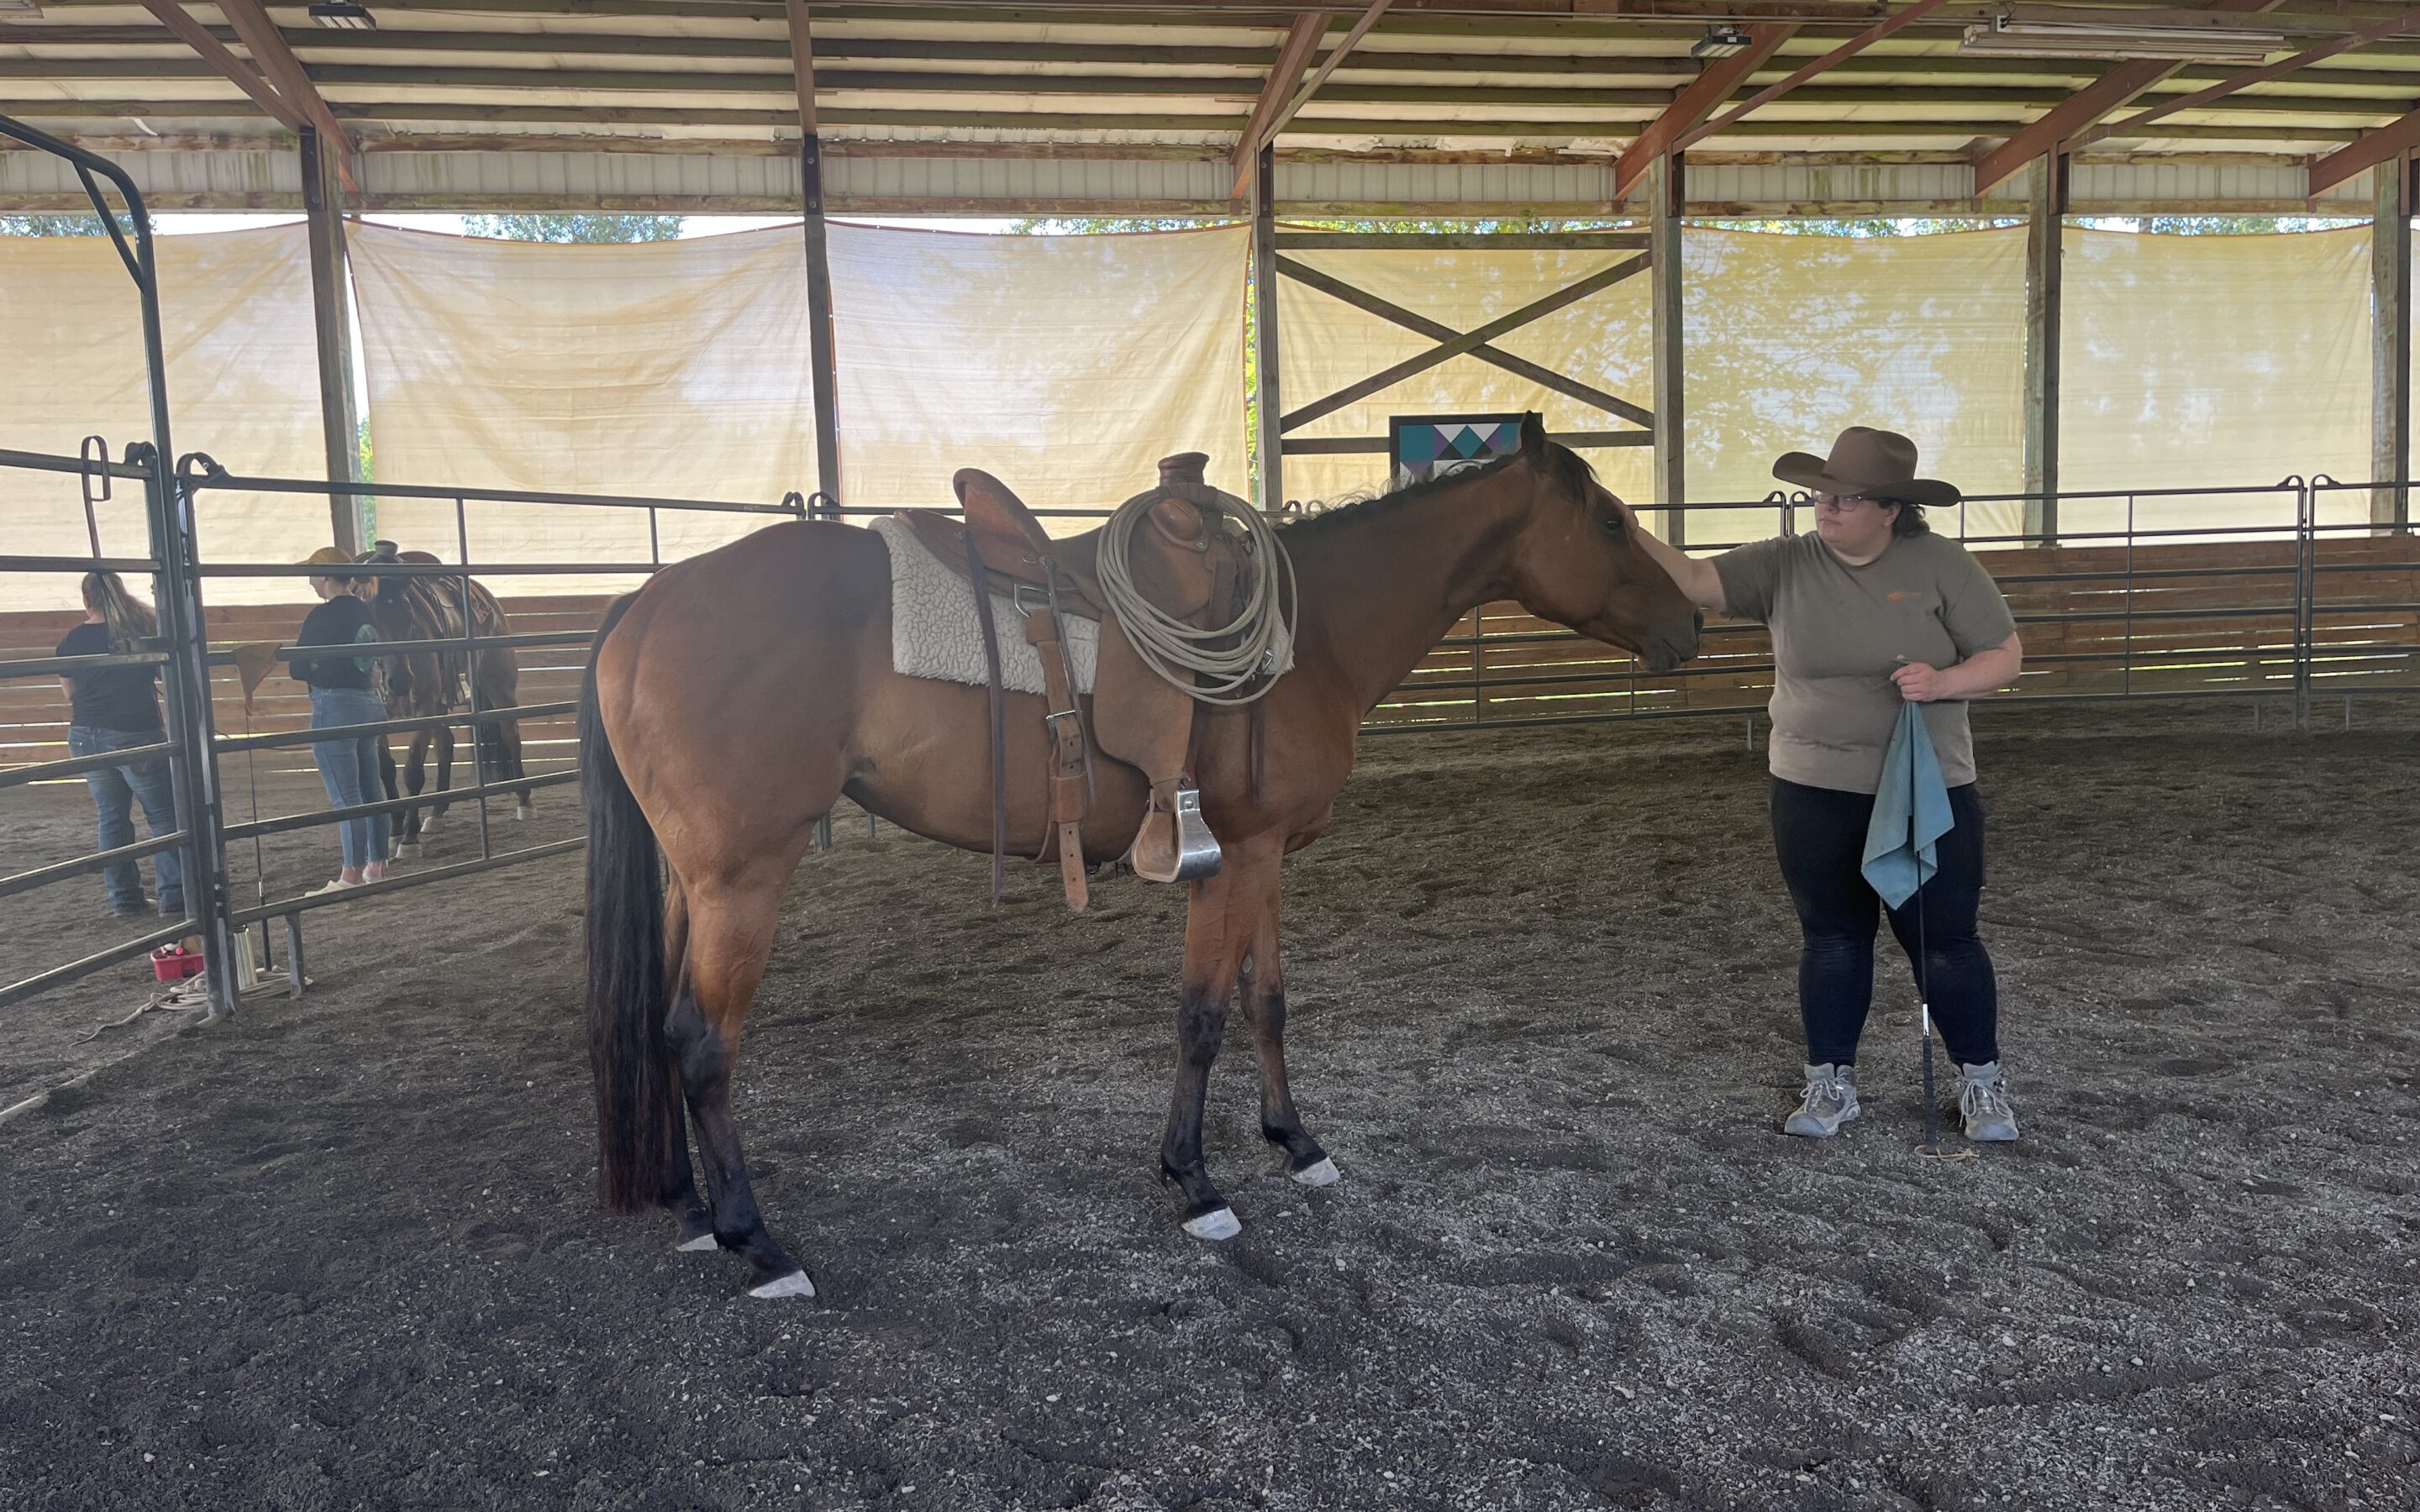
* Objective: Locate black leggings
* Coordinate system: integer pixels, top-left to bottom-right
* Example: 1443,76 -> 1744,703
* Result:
1770,777 -> 1999,1069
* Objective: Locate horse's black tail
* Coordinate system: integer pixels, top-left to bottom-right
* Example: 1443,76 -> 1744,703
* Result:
581,594 -> 677,1215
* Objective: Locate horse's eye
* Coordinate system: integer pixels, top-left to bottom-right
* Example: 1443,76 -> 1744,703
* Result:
1600,514 -> 1624,537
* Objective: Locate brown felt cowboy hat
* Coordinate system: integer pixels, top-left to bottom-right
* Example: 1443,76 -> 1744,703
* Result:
1773,427 -> 1961,507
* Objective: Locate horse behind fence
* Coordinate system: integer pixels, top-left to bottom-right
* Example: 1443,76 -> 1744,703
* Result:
360,543 -> 529,856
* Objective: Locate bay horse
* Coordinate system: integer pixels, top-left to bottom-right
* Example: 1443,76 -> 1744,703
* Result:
360,543 -> 530,857
581,417 -> 1700,1299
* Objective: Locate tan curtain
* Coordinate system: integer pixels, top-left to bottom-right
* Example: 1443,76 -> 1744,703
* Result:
828,222 -> 1249,521
0,226 -> 327,610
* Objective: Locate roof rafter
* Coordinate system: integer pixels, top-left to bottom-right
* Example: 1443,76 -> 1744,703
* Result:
212,0 -> 360,188
127,0 -> 303,133
1970,0 -> 2291,194
1230,12 -> 1329,197
2068,4 -> 2420,152
1612,21 -> 1797,200
1677,0 -> 1953,150
2308,102 -> 2420,193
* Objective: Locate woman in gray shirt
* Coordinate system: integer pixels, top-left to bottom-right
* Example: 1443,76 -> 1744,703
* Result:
1623,428 -> 2026,1144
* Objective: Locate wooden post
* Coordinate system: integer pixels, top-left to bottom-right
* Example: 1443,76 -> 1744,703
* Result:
2023,151 -> 2068,546
2372,156 -> 2412,531
300,125 -> 364,552
800,133 -> 843,507
1648,151 -> 1686,545
1251,143 -> 1281,512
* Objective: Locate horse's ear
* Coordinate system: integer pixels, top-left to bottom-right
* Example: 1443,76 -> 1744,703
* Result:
1518,412 -> 1548,460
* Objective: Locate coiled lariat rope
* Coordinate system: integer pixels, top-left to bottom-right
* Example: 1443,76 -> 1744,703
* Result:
1093,486 -> 1297,706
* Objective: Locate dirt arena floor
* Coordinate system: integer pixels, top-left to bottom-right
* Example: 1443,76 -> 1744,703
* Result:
2,701 -> 2416,1512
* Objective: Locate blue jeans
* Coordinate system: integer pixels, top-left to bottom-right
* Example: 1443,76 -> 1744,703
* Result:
71,724 -> 184,914
310,686 -> 392,872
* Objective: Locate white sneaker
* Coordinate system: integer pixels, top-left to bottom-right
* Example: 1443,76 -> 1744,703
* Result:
1952,1062 -> 2020,1142
1783,1063 -> 1860,1138
304,878 -> 358,898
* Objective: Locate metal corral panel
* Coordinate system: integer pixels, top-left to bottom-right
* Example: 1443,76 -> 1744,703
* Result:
0,146 -> 300,208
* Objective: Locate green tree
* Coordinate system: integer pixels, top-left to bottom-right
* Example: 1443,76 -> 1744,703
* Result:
1,212 -> 144,236
457,213 -> 685,243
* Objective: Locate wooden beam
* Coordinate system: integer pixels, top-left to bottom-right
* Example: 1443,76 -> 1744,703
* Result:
1232,13 -> 1328,198
129,0 -> 302,133
2373,155 -> 2412,527
213,0 -> 357,188
299,125 -> 364,552
2070,6 -> 2420,152
1280,252 -> 1650,433
786,0 -> 817,134
2310,102 -> 2420,194
1258,0 -> 1396,148
2022,151 -> 2065,543
1277,253 -> 1653,424
1971,0 -> 2290,194
1647,151 -> 1684,540
1250,143 -> 1282,512
1612,22 -> 1796,201
1677,0 -> 1954,150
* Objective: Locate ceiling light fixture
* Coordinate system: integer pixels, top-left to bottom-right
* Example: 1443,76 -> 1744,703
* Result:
1960,8 -> 2283,65
1691,24 -> 1754,61
308,1 -> 376,30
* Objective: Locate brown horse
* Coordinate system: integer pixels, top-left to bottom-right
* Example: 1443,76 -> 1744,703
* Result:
360,543 -> 529,856
581,417 -> 1699,1298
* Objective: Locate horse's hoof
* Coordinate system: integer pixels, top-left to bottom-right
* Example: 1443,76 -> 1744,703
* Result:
746,1269 -> 817,1300
675,1233 -> 718,1253
397,843 -> 422,861
1290,1157 -> 1342,1189
1181,1207 -> 1242,1242
513,804 -> 530,822
419,816 -> 442,835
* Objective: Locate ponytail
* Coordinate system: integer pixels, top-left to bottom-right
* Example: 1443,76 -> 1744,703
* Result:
81,571 -> 159,654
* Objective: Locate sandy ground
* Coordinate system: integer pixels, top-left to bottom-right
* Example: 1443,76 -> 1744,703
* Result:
1,701 -> 2416,1512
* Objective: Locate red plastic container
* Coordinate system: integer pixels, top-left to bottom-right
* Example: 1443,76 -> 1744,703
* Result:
150,943 -> 205,982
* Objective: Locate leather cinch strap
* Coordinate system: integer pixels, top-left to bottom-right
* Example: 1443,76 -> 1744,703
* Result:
961,530 -> 1008,902
1025,599 -> 1092,911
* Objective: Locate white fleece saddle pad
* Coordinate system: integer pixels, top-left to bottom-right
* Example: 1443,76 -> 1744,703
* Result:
869,515 -> 1100,696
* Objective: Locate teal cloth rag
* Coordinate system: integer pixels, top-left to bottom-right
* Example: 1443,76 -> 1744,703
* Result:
1861,701 -> 1955,909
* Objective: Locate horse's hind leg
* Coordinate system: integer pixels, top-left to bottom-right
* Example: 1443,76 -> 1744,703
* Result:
1160,838 -> 1276,1242
1240,876 -> 1339,1189
658,875 -> 713,1252
668,872 -> 811,1298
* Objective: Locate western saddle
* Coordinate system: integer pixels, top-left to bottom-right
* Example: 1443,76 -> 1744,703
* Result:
896,454 -> 1259,911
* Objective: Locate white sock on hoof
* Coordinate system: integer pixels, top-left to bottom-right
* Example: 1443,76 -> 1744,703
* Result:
675,1233 -> 718,1253
1290,1157 -> 1342,1188
747,1270 -> 816,1299
1181,1207 -> 1242,1242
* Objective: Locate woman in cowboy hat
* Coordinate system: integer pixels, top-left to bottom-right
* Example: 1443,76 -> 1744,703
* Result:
288,545 -> 391,895
1623,428 -> 2026,1144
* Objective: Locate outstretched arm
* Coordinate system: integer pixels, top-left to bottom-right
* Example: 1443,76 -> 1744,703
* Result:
1611,496 -> 1726,613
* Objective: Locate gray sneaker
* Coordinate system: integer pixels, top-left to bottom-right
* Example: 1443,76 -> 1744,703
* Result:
1783,1063 -> 1860,1138
1952,1061 -> 2020,1142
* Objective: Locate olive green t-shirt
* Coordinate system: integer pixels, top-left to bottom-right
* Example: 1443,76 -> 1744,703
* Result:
1712,531 -> 2017,795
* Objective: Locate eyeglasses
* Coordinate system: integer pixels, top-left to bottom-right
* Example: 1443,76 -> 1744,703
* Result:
1815,493 -> 1875,510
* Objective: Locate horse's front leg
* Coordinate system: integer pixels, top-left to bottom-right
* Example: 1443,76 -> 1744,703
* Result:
378,737 -> 414,860
1160,838 -> 1276,1242
398,730 -> 431,854
1240,874 -> 1339,1189
429,725 -> 456,825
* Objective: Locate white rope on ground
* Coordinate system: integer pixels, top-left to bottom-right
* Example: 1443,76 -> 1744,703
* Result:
1092,489 -> 1296,706
76,974 -> 211,1043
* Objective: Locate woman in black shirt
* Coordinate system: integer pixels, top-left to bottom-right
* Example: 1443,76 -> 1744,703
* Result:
289,546 -> 391,894
55,572 -> 183,917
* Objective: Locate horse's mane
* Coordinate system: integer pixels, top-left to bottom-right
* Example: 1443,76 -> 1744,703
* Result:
1276,443 -> 1596,539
